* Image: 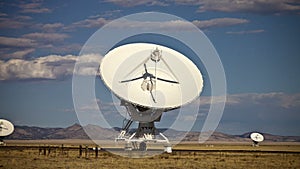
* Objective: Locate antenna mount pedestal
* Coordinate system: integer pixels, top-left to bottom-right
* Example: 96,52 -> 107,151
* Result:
116,100 -> 171,153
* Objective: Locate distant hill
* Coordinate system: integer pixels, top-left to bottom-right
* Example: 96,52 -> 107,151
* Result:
44,123 -> 89,139
6,124 -> 300,142
7,125 -> 63,140
7,124 -> 118,140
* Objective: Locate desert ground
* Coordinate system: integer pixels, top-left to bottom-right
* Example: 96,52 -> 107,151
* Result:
0,140 -> 299,169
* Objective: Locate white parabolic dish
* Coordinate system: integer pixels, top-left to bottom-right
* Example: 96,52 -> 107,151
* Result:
0,119 -> 14,137
250,132 -> 264,142
100,43 -> 203,109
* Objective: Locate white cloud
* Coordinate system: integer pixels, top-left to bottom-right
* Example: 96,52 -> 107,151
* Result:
0,54 -> 102,80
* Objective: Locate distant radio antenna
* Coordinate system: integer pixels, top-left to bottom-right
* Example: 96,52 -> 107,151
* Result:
250,132 -> 264,147
0,119 -> 14,145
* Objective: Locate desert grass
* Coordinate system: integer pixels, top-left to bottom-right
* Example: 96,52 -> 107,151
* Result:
0,143 -> 299,169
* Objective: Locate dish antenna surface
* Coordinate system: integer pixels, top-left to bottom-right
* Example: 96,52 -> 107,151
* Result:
0,119 -> 14,145
250,132 -> 264,146
100,43 -> 203,152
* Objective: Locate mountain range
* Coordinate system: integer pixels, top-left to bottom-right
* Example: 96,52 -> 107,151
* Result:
6,124 -> 300,142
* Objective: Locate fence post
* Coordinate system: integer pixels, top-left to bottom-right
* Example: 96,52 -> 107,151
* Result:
43,146 -> 46,156
85,145 -> 88,159
61,144 -> 64,155
79,145 -> 82,157
47,146 -> 51,156
95,146 -> 98,158
39,146 -> 42,155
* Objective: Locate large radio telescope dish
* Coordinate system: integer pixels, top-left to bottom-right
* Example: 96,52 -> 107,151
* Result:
99,43 -> 203,153
0,119 -> 14,137
100,43 -> 203,109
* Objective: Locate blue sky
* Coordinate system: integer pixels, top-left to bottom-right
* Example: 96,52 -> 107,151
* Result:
0,0 -> 300,136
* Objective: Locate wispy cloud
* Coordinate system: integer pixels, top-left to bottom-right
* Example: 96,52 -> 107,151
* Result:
22,33 -> 69,42
0,12 -> 63,33
0,36 -> 37,47
173,0 -> 300,14
67,16 -> 248,31
226,29 -> 265,34
97,10 -> 123,18
193,18 -> 249,28
67,92 -> 300,135
217,92 -> 300,135
226,92 -> 300,108
104,0 -> 168,7
36,23 -> 65,32
0,13 -> 8,17
1,48 -> 35,59
98,92 -> 300,119
0,33 -> 75,59
18,2 -> 51,14
0,33 -> 69,48
0,31 -> 80,59
104,0 -> 300,14
67,17 -> 109,29
0,14 -> 32,29
171,92 -> 300,135
198,92 -> 300,109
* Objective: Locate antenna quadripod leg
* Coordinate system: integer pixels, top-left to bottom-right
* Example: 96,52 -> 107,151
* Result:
159,133 -> 172,153
116,100 -> 172,153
